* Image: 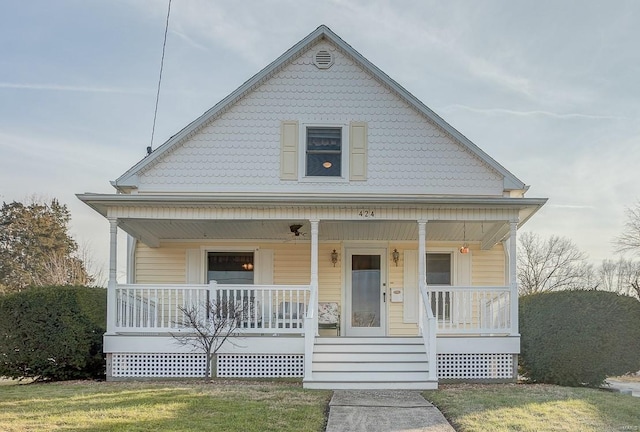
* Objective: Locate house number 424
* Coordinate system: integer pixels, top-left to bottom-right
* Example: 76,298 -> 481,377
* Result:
358,210 -> 375,218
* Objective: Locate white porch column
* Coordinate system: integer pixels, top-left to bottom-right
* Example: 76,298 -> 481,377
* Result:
417,220 -> 427,334
304,219 -> 320,381
509,221 -> 518,335
107,217 -> 118,334
418,220 -> 427,286
309,219 -> 319,289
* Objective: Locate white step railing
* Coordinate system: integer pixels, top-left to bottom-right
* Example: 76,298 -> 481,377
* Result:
303,283 -> 318,381
427,286 -> 511,334
419,283 -> 438,382
114,283 -> 311,334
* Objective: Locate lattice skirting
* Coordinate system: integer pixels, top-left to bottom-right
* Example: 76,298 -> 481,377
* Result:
217,354 -> 304,378
109,352 -> 512,380
109,353 -> 207,378
107,353 -> 304,379
437,353 -> 514,380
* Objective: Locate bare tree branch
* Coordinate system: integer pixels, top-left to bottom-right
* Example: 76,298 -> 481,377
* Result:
170,296 -> 248,379
598,258 -> 640,299
614,201 -> 640,255
518,232 -> 595,295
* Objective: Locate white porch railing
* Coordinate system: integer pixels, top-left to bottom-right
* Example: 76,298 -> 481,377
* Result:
114,283 -> 512,335
114,283 -> 311,334
419,283 -> 438,382
427,286 -> 512,334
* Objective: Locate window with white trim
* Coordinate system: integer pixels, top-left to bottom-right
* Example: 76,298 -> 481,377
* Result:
207,252 -> 254,285
305,127 -> 342,177
280,121 -> 367,181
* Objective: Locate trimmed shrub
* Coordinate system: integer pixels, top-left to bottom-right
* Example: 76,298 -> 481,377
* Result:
0,286 -> 106,381
520,290 -> 640,387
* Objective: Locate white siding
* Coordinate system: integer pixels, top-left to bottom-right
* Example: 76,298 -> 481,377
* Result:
137,40 -> 503,195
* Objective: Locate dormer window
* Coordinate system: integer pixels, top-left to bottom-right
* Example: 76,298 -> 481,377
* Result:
306,127 -> 342,176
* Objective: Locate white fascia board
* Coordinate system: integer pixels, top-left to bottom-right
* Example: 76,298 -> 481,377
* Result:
77,192 -> 547,217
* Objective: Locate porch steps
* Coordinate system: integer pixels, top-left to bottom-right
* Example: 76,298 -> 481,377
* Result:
304,337 -> 437,390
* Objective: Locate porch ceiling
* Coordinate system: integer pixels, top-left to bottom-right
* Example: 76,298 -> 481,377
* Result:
118,219 -> 509,249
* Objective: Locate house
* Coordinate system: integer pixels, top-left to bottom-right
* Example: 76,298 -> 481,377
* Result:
78,25 -> 546,389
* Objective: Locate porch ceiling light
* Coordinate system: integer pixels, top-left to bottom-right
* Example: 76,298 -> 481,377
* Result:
331,249 -> 338,267
242,263 -> 254,270
322,161 -> 332,169
392,248 -> 400,266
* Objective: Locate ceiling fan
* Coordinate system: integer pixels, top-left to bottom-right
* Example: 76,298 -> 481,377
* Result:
289,224 -> 304,237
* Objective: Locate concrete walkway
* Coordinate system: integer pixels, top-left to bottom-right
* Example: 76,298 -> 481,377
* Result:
606,379 -> 640,397
325,390 -> 455,432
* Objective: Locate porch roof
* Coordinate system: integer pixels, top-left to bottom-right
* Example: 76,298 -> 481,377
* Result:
78,193 -> 546,249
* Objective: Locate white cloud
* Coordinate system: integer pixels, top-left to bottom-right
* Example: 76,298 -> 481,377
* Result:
170,29 -> 208,51
439,104 -> 622,120
0,130 -> 138,172
0,82 -> 149,94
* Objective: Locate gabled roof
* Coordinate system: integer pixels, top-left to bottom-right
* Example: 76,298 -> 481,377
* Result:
114,25 -> 526,191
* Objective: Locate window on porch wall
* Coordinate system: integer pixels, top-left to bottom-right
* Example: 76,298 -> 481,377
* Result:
207,252 -> 254,285
427,253 -> 451,320
207,252 -> 255,316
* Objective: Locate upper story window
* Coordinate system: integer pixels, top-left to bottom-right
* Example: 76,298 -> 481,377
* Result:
280,120 -> 366,182
306,127 -> 342,177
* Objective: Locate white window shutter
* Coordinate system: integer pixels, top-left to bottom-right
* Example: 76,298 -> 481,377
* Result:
186,249 -> 202,284
255,249 -> 274,285
280,121 -> 299,180
403,250 -> 418,323
349,121 -> 367,181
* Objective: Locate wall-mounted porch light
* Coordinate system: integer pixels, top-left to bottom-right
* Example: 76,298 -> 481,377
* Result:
392,248 -> 400,266
331,249 -> 338,267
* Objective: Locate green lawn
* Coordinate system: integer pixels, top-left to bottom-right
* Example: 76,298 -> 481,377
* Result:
4,379 -> 639,432
424,383 -> 640,432
0,380 -> 331,432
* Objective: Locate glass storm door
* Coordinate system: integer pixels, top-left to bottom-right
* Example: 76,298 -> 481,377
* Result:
346,249 -> 386,336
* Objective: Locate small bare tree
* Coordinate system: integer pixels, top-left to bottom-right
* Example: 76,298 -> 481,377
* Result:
518,232 -> 595,295
171,297 -> 248,379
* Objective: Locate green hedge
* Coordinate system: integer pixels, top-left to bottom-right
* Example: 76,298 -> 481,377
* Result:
520,290 -> 640,387
0,286 -> 106,381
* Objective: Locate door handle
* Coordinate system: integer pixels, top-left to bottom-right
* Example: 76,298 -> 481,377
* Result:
383,292 -> 386,302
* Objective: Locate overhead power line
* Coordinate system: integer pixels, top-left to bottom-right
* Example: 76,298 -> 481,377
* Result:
148,0 -> 172,156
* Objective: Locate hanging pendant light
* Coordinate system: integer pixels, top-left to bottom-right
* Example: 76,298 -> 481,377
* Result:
459,222 -> 470,254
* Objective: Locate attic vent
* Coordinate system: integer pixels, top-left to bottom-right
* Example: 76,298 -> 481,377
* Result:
314,50 -> 334,69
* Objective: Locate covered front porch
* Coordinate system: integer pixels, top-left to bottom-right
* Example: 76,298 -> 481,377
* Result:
79,193 -> 544,386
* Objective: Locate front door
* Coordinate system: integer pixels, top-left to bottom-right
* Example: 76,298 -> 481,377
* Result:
346,248 -> 386,336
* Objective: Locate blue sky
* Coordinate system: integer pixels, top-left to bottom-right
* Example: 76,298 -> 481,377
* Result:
1,0 -> 639,276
